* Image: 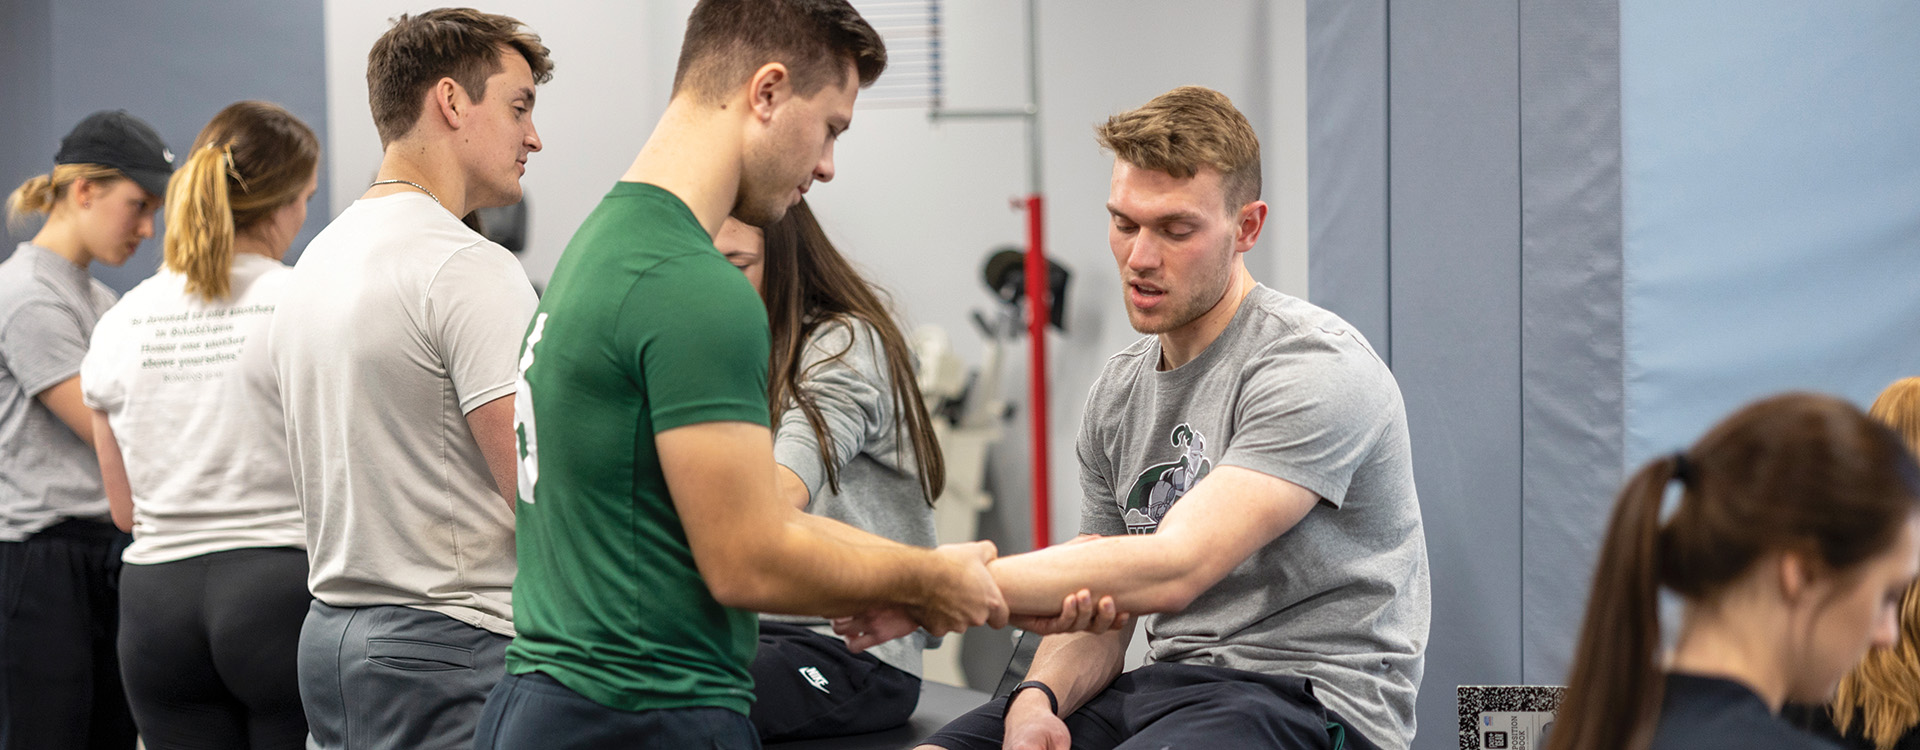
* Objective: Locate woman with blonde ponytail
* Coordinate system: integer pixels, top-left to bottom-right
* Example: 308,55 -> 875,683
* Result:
78,100 -> 318,750
0,109 -> 171,750
1549,392 -> 1920,750
1788,377 -> 1920,750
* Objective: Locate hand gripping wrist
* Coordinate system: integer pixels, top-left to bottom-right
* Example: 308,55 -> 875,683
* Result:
1004,680 -> 1059,720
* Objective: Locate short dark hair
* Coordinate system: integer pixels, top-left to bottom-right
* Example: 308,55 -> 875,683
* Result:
672,0 -> 887,105
366,8 -> 554,146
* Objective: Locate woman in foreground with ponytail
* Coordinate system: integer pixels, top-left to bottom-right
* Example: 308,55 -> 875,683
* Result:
80,101 -> 319,749
1548,392 -> 1920,750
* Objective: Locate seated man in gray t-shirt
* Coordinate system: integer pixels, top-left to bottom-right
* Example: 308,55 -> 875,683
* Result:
900,86 -> 1430,750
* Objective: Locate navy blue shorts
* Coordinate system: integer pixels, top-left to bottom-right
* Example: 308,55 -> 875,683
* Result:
921,662 -> 1382,750
475,670 -> 759,749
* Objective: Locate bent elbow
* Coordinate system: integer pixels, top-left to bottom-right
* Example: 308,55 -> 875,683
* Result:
705,567 -> 775,611
1143,582 -> 1202,615
697,543 -> 785,611
1132,542 -> 1215,614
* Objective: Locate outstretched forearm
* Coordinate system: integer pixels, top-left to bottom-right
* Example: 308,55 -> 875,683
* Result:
989,534 -> 1206,615
663,421 -> 1006,634
713,510 -> 943,616
990,465 -> 1322,616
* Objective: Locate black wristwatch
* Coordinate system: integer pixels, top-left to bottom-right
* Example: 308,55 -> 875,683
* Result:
1004,680 -> 1059,719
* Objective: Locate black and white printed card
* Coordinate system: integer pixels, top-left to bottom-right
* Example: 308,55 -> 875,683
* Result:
1457,685 -> 1565,750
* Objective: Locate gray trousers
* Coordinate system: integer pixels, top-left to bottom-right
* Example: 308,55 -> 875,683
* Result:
298,602 -> 509,750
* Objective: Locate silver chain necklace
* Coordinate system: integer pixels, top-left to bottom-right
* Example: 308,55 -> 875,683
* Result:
368,179 -> 441,206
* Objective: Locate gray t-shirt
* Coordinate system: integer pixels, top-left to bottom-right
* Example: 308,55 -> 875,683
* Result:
766,317 -> 936,676
1078,284 -> 1430,750
270,194 -> 537,636
0,243 -> 117,540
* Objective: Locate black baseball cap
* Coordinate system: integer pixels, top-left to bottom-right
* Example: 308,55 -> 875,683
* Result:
54,110 -> 175,198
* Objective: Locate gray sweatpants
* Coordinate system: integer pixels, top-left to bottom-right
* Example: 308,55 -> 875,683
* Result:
297,602 -> 509,750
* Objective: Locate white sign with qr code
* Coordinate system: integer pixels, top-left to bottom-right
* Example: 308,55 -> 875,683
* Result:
1476,711 -> 1555,750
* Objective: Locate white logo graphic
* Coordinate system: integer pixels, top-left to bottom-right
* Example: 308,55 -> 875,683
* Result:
1121,424 -> 1212,534
799,666 -> 830,694
162,148 -> 175,164
514,313 -> 548,503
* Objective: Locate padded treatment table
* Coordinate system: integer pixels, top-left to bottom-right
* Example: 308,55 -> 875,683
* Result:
763,680 -> 993,750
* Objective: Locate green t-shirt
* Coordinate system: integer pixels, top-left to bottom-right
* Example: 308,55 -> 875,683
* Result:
504,182 -> 771,715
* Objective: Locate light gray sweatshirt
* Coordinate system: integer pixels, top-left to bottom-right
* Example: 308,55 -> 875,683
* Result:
765,317 -> 937,677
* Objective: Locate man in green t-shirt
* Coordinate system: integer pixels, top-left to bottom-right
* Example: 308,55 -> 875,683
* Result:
474,1 -> 1060,746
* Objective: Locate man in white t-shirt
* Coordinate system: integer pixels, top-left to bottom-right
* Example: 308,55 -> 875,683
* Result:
267,9 -> 552,749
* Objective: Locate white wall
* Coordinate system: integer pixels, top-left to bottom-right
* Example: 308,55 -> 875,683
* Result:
322,0 -> 1308,547
324,0 -> 676,285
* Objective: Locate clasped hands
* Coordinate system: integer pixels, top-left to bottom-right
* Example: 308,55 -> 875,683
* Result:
831,535 -> 1129,653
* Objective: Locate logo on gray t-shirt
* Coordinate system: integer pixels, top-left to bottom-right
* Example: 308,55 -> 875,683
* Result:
1121,423 -> 1213,534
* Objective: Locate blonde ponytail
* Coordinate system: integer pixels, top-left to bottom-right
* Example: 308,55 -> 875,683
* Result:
161,100 -> 319,301
164,145 -> 237,301
7,164 -> 128,231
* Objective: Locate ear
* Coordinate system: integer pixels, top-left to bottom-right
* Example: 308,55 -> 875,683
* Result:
431,76 -> 468,130
1779,551 -> 1810,603
746,62 -> 791,123
69,176 -> 113,210
1234,200 -> 1269,253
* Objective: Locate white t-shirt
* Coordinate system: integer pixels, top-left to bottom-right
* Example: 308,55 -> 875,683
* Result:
269,193 -> 537,636
80,253 -> 303,564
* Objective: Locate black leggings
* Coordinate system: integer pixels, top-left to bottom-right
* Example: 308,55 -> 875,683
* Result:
118,547 -> 310,750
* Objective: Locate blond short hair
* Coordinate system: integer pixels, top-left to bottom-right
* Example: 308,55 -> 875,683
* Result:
1831,376 -> 1920,750
1095,85 -> 1261,212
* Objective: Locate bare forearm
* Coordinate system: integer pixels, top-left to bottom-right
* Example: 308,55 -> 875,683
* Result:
992,469 -> 1319,616
1024,627 -> 1131,716
989,535 -> 1203,615
37,377 -> 93,445
464,396 -> 517,509
717,515 -> 941,617
665,421 -> 1002,633
91,411 -> 133,533
792,511 -> 909,551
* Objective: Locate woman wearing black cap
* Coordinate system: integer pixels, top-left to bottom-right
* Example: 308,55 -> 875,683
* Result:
0,108 -> 171,749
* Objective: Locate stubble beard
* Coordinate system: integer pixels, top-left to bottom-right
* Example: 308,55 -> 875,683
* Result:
1124,244 -> 1239,335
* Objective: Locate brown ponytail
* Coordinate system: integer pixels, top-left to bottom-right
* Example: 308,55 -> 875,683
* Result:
6,164 -> 128,230
164,101 -> 319,301
1551,393 -> 1920,750
1550,456 -> 1678,750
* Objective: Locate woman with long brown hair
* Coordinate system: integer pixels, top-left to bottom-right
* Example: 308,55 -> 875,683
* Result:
80,100 -> 318,749
714,200 -> 947,740
1789,377 -> 1920,750
1548,392 -> 1920,750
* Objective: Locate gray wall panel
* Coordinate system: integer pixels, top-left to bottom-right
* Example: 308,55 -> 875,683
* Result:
0,0 -> 57,263
1518,0 -> 1624,685
19,0 -> 332,293
1388,2 -> 1524,748
1306,0 -> 1391,362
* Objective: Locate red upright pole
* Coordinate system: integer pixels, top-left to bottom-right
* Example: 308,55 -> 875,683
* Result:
1024,193 -> 1050,551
